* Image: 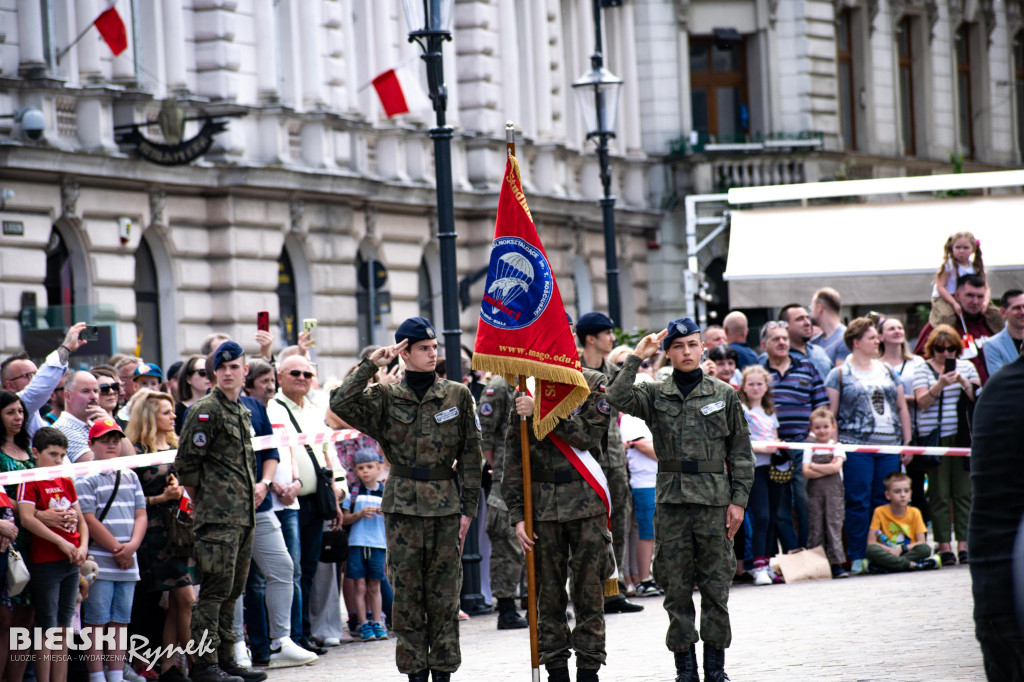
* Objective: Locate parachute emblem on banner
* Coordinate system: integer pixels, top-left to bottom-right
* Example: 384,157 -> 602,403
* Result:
487,252 -> 535,315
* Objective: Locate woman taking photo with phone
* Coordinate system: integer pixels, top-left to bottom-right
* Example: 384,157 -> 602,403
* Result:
912,324 -> 979,567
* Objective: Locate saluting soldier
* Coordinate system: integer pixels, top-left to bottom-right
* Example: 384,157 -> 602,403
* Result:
576,311 -> 644,613
606,319 -> 754,682
330,317 -> 481,682
478,374 -> 529,630
175,341 -> 267,682
502,368 -> 612,682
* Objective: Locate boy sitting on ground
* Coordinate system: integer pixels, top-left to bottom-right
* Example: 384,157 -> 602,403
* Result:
865,472 -> 940,573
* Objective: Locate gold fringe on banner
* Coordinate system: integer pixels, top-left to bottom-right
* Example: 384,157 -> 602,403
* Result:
471,352 -> 590,441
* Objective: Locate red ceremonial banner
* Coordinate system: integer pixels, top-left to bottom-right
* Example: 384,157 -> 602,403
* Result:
472,156 -> 589,439
94,7 -> 128,57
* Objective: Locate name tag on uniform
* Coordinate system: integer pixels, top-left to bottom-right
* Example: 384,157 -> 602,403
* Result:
700,401 -> 725,416
435,407 -> 460,423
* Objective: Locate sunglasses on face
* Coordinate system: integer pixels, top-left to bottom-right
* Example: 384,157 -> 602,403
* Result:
288,370 -> 314,380
934,346 -> 959,354
616,360 -> 651,369
191,368 -> 207,377
98,383 -> 121,395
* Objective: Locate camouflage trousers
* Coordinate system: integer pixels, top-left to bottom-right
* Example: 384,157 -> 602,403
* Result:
603,464 -> 632,600
653,503 -> 735,651
385,513 -> 462,674
535,515 -> 611,670
486,505 -> 524,599
192,523 -> 253,663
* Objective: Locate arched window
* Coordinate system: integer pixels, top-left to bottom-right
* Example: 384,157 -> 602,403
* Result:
277,248 -> 298,346
418,258 -> 433,320
135,238 -> 162,362
44,228 -> 74,327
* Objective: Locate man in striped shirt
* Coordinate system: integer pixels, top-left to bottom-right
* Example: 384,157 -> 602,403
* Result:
76,418 -> 148,682
759,322 -> 829,552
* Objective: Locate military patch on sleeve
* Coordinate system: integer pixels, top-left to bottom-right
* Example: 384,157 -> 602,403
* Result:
434,406 -> 460,423
700,401 -> 725,416
597,399 -> 611,415
485,388 -> 495,395
193,432 -> 208,447
599,384 -> 606,392
198,414 -> 210,422
475,414 -> 482,431
480,403 -> 494,416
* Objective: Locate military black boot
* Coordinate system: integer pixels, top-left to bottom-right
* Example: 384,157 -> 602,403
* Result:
189,661 -> 243,682
703,644 -> 730,682
674,645 -> 699,682
576,667 -> 599,682
407,672 -> 429,682
546,665 -> 571,682
431,671 -> 452,682
218,658 -> 267,682
496,597 -> 528,630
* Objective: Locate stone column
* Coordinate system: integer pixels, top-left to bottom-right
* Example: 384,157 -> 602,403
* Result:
75,0 -> 101,82
619,2 -> 643,155
298,0 -> 324,108
530,0 -> 552,139
253,0 -> 279,101
17,0 -> 47,77
112,0 -> 136,83
163,0 -> 188,93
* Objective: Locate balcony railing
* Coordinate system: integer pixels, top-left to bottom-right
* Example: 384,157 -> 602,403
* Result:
668,131 -> 825,156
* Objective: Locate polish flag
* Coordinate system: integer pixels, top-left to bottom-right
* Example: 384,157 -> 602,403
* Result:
94,7 -> 128,56
371,62 -> 430,118
179,488 -> 193,515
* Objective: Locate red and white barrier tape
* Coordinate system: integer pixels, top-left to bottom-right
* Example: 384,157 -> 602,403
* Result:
0,429 -> 362,487
752,440 -> 970,457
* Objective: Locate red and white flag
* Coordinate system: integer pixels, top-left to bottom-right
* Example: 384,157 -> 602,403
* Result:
94,7 -> 128,56
371,62 -> 430,118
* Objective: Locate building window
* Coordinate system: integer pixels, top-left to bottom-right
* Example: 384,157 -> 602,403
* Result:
896,17 -> 915,156
956,25 -> 974,160
837,9 -> 856,150
690,35 -> 748,141
135,238 -> 162,364
277,249 -> 298,346
44,228 -> 74,328
1015,32 -> 1024,162
418,258 -> 433,320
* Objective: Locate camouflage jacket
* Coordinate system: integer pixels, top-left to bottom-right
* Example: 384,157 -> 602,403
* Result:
174,386 -> 256,528
478,376 -> 516,511
606,355 -> 753,508
502,368 -> 611,524
330,359 -> 481,518
583,357 -> 626,471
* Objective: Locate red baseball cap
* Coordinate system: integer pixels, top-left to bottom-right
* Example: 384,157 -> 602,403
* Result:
89,418 -> 124,442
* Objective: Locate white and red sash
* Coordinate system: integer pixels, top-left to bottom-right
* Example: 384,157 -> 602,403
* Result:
547,433 -> 612,530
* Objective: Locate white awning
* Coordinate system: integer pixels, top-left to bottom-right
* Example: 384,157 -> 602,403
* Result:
723,195 -> 1024,307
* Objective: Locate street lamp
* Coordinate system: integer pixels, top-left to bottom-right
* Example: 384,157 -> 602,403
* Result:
572,0 -> 624,328
402,0 -> 490,617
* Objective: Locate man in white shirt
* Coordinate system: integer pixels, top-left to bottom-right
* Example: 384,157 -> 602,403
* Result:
52,370 -> 106,462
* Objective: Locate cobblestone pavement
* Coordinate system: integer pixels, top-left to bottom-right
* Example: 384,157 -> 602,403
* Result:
263,564 -> 982,681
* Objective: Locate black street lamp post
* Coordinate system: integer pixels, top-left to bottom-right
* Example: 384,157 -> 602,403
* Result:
572,0 -> 624,327
402,0 -> 488,616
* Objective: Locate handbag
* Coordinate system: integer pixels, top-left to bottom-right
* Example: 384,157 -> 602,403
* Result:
7,546 -> 30,597
320,528 -> 349,564
768,450 -> 793,484
916,364 -> 944,467
276,399 -> 338,522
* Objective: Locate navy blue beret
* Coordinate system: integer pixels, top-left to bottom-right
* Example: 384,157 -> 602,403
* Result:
395,316 -> 436,345
213,340 -> 245,370
576,312 -> 615,338
662,317 -> 702,350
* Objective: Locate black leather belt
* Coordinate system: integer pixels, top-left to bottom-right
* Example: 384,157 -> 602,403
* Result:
531,469 -> 582,484
658,461 -> 725,474
389,464 -> 454,481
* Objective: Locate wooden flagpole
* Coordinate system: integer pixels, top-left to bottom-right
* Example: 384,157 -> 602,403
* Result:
509,120 -> 540,681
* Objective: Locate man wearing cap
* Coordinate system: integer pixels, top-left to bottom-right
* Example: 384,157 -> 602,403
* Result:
576,312 -> 643,614
477,373 -> 527,630
607,318 -> 753,682
330,317 -> 481,682
502,367 -> 613,682
175,341 -> 266,682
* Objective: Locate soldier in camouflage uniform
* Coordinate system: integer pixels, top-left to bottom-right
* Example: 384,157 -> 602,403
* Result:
606,319 -> 753,682
576,312 -> 643,613
502,368 -> 613,682
175,341 -> 266,682
478,374 -> 528,630
330,317 -> 481,682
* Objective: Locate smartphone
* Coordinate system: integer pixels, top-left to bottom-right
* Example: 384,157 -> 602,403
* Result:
944,357 -> 956,373
80,325 -> 100,342
302,318 -> 318,346
257,311 -> 270,332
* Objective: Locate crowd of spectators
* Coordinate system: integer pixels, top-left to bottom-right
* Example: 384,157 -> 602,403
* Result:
0,262 -> 1021,681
